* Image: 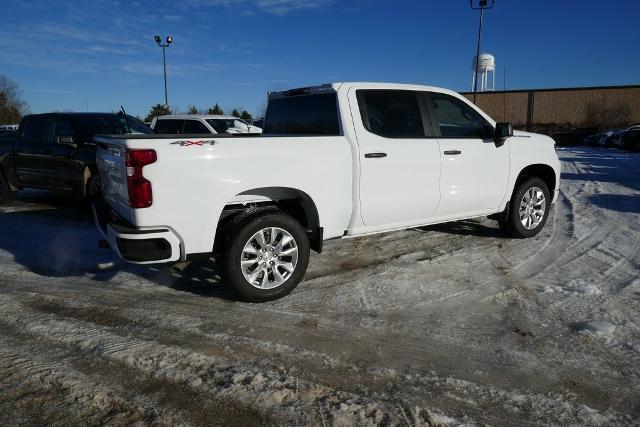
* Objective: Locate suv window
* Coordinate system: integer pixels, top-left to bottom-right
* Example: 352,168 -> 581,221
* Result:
183,119 -> 210,134
51,118 -> 74,137
206,119 -> 235,133
264,93 -> 340,135
357,90 -> 425,138
429,93 -> 492,138
154,119 -> 184,134
22,116 -> 50,144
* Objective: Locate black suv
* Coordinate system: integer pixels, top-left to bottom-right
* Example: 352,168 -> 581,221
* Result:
0,112 -> 152,203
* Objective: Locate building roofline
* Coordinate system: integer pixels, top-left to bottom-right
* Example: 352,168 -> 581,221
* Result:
460,84 -> 640,95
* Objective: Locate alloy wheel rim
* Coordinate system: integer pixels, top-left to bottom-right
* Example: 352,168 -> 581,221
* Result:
240,227 -> 298,290
519,186 -> 546,230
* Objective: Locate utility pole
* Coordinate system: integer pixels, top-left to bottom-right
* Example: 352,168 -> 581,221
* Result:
470,0 -> 494,104
154,35 -> 173,108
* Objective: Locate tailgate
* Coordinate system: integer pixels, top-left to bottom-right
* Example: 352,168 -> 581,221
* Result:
94,136 -> 131,220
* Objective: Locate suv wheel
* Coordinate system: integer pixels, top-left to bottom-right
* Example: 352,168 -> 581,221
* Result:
498,177 -> 550,238
217,210 -> 310,302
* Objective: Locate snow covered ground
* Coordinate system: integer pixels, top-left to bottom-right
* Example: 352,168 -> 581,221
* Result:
0,146 -> 639,425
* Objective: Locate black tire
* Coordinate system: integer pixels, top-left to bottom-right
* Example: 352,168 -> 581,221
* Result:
216,209 -> 310,302
498,177 -> 551,239
0,170 -> 16,204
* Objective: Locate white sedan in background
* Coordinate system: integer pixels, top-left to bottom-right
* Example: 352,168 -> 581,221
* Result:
150,115 -> 262,134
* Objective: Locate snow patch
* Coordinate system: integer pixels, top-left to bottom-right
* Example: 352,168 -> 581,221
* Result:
576,320 -> 616,336
541,279 -> 601,295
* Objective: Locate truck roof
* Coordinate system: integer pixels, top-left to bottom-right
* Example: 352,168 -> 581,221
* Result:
268,82 -> 462,99
155,115 -> 248,120
23,112 -> 126,117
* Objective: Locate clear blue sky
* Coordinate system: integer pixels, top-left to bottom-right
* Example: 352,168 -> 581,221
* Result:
1,0 -> 638,118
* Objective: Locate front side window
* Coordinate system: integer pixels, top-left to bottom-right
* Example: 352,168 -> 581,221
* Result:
264,93 -> 340,135
429,93 -> 492,138
357,90 -> 425,138
154,119 -> 184,134
22,116 -> 49,144
183,120 -> 210,134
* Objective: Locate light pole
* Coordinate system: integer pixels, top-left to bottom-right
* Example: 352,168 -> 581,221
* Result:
469,0 -> 494,104
154,35 -> 173,108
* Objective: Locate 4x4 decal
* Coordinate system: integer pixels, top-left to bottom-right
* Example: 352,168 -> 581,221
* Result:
171,140 -> 217,147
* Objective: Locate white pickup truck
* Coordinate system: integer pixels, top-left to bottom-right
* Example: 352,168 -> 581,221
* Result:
94,82 -> 561,302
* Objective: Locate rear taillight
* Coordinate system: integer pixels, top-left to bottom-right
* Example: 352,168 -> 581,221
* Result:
125,149 -> 157,208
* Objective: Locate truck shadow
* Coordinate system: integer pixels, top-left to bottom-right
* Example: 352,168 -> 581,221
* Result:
152,260 -> 237,300
415,219 -> 507,238
0,192 -> 236,300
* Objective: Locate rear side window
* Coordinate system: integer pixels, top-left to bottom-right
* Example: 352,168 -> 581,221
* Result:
264,93 -> 340,135
154,119 -> 184,134
357,90 -> 425,138
429,93 -> 492,139
51,118 -> 74,136
183,120 -> 210,134
22,116 -> 49,144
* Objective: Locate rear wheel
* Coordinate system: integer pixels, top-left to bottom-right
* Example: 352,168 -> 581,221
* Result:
0,170 -> 16,204
498,177 -> 550,238
216,210 -> 310,302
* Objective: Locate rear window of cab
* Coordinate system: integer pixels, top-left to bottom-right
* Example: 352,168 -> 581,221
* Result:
264,93 -> 341,136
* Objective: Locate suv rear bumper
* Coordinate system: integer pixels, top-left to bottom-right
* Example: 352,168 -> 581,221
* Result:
92,199 -> 182,264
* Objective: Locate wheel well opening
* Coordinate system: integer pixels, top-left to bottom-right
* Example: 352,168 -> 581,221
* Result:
516,164 -> 556,194
216,187 -> 323,253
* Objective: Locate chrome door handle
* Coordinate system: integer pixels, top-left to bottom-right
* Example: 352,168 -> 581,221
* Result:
444,150 -> 462,155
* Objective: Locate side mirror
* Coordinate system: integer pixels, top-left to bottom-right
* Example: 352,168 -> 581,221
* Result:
56,135 -> 76,146
494,122 -> 513,147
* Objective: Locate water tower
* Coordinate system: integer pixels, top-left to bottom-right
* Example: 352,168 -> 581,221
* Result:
471,52 -> 495,92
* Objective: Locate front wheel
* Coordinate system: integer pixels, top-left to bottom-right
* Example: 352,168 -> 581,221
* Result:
217,210 -> 310,302
498,177 -> 550,238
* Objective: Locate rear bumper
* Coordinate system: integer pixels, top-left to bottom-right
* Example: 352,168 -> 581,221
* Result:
92,198 -> 182,264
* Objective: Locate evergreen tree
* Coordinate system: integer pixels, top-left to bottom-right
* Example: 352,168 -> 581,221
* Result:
240,110 -> 253,121
144,104 -> 172,122
207,103 -> 224,115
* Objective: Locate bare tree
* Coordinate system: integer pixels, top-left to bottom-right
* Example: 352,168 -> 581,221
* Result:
0,75 -> 29,124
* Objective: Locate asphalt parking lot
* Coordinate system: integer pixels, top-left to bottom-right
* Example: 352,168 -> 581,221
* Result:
1,146 -> 639,425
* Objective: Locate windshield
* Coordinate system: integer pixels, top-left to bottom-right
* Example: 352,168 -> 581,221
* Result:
124,115 -> 153,134
71,115 -> 153,142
